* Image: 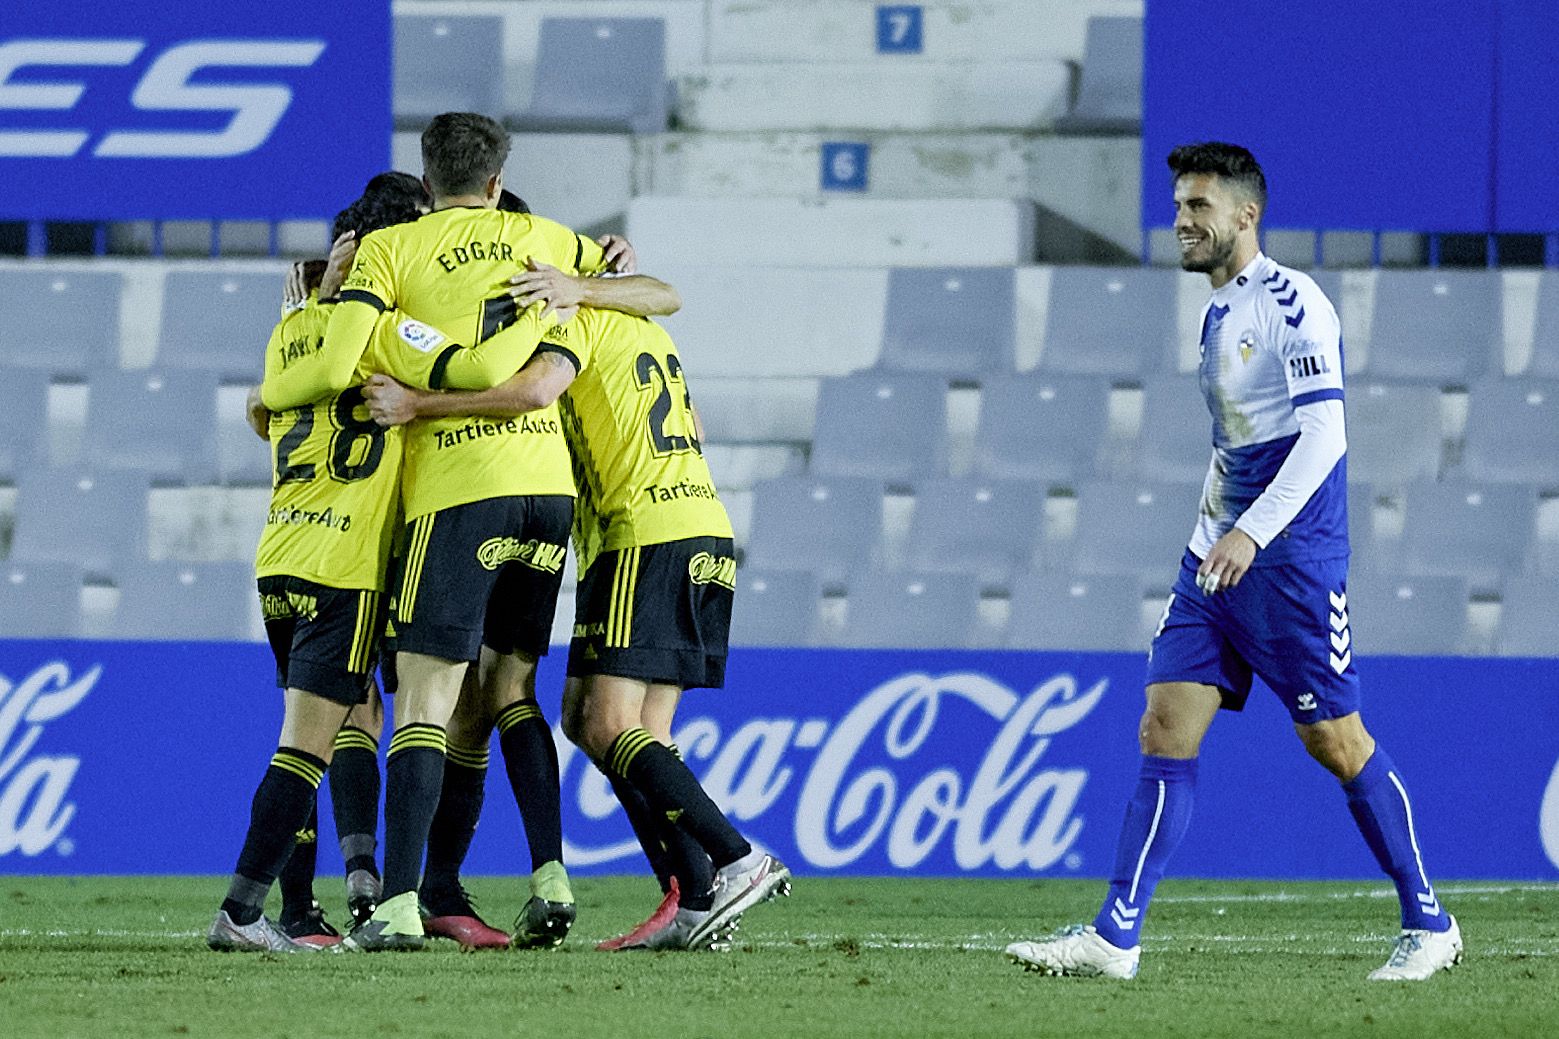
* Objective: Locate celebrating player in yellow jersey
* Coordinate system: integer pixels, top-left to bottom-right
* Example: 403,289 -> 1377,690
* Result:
365,298 -> 793,952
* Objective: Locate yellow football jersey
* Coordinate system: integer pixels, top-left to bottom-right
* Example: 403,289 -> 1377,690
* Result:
549,308 -> 733,574
255,299 -> 404,591
332,207 -> 607,520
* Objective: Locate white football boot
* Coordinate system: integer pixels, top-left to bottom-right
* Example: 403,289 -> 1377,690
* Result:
1368,916 -> 1463,981
1005,924 -> 1141,979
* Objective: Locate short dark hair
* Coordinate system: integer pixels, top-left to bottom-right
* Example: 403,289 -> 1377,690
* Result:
332,187 -> 424,241
362,170 -> 428,212
421,112 -> 510,197
497,189 -> 530,215
1167,142 -> 1268,212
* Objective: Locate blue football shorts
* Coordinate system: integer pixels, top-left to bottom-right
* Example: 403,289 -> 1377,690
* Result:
1145,549 -> 1361,723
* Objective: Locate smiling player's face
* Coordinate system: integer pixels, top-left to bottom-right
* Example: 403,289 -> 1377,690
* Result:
1173,173 -> 1247,274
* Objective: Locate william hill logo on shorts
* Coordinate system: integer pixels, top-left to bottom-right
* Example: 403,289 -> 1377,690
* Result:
687,552 -> 736,590
476,537 -> 566,573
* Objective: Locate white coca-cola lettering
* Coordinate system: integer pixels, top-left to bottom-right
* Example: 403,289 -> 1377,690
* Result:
1540,756 -> 1559,871
0,662 -> 99,857
558,669 -> 1106,874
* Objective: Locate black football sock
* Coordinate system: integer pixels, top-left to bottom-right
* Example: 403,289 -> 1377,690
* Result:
422,741 -> 488,902
606,728 -> 750,870
380,724 -> 447,900
329,726 -> 381,878
277,802 -> 320,918
222,747 -> 326,926
606,770 -> 674,892
496,701 -> 565,873
660,744 -> 716,910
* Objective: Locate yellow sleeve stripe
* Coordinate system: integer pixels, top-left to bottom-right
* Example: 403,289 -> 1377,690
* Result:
333,727 -> 379,753
495,701 -> 544,735
397,514 -> 435,625
445,742 -> 491,769
270,752 -> 325,789
608,727 -> 658,778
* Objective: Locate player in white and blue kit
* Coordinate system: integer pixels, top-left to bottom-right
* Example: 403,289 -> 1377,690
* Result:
1006,143 -> 1463,982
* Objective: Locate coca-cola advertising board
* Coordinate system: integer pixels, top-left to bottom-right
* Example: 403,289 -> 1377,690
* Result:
0,641 -> 1554,879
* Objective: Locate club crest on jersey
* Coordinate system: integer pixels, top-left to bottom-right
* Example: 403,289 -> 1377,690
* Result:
1238,330 -> 1258,364
396,319 -> 446,354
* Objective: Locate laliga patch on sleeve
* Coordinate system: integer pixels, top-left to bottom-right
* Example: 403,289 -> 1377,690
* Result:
397,318 -> 446,353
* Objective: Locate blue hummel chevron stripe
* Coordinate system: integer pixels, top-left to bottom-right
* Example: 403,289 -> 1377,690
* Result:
1277,289 -> 1298,307
1284,306 -> 1307,328
1262,271 -> 1282,284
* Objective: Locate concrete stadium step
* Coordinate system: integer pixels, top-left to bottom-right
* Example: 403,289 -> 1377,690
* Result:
633,132 -> 1140,259
674,62 -> 1073,132
627,196 -> 1036,266
706,0 -> 1141,64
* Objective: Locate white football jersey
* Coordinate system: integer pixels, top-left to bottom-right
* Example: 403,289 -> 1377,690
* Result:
1190,253 -> 1349,565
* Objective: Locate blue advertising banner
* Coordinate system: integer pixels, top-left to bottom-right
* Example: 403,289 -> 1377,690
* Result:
1,642 -> 1556,880
0,1 -> 391,220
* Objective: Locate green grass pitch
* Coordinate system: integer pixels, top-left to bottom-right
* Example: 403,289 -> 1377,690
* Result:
0,876 -> 1554,1039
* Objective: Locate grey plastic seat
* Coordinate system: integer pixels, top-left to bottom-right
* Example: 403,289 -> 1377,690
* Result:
728,569 -> 822,647
1136,375 -> 1214,483
1400,482 -> 1535,588
1494,576 -> 1559,657
160,271 -> 285,380
1346,380 -> 1442,486
973,375 -> 1112,483
745,476 -> 882,583
878,268 -> 1015,377
905,478 -> 1046,585
85,369 -> 220,483
1348,573 -> 1470,656
1529,271 -> 1559,379
1005,572 -> 1146,651
12,469 -> 150,574
1462,380 -> 1559,486
0,368 -> 51,481
1070,481 -> 1201,577
0,562 -> 84,639
837,571 -> 981,649
0,269 -> 121,375
1055,16 -> 1142,134
394,15 -> 505,126
513,18 -> 668,133
809,374 -> 946,482
111,561 -> 257,640
1041,267 -> 1179,377
1365,271 -> 1500,383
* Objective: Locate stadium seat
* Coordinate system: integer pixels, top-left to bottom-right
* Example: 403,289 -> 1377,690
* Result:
11,469 -> 150,575
0,269 -> 121,375
1055,17 -> 1143,134
1399,482 -> 1536,589
0,368 -> 51,482
1528,271 -> 1559,379
1461,380 -> 1559,486
0,562 -> 84,639
1364,271 -> 1500,383
84,370 -> 220,484
973,375 -> 1113,483
691,378 -> 819,444
1135,375 -> 1215,483
1348,573 -> 1471,656
1494,576 -> 1559,657
877,267 -> 1016,377
393,15 -> 505,127
1041,267 -> 1180,376
159,271 -> 285,380
836,571 -> 982,648
809,374 -> 947,483
1005,572 -> 1147,651
728,569 -> 823,647
1346,380 -> 1442,486
904,478 -> 1047,585
1068,481 -> 1201,578
744,476 -> 883,583
512,18 -> 668,134
110,560 -> 257,641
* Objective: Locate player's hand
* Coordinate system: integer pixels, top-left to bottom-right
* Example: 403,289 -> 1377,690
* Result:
245,385 -> 271,440
283,262 -> 308,311
598,234 -> 636,274
507,259 -> 584,316
1196,528 -> 1258,595
363,374 -> 420,427
319,230 -> 357,299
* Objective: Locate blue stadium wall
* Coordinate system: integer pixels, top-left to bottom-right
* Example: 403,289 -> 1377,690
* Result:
1,642 -> 1554,880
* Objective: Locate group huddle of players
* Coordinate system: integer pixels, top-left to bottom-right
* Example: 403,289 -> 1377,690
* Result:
208,111 -> 791,954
